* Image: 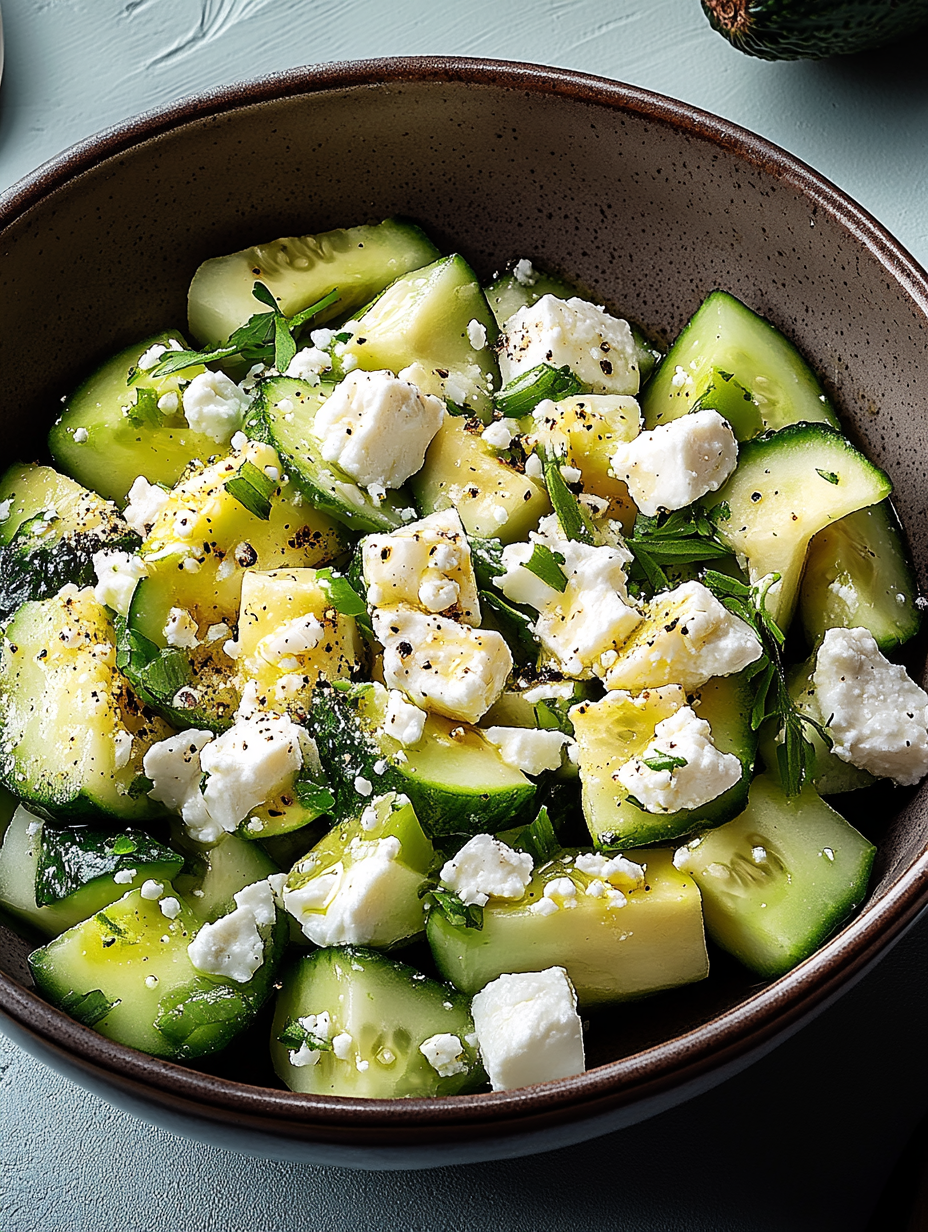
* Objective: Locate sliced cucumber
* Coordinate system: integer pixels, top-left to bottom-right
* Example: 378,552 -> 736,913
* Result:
0,806 -> 183,939
309,684 -> 536,838
188,218 -> 441,348
692,368 -> 764,441
270,945 -> 484,1098
571,672 -> 756,848
29,885 -> 287,1059
172,827 -> 279,924
48,332 -> 214,503
703,423 -> 892,628
409,413 -> 550,544
800,501 -> 921,651
641,290 -> 839,435
427,847 -> 708,1004
282,793 -> 433,948
0,589 -> 173,820
245,377 -> 414,533
675,773 -> 875,978
337,255 -> 499,418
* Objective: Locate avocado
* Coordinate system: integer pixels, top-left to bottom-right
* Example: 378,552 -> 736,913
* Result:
701,0 -> 928,61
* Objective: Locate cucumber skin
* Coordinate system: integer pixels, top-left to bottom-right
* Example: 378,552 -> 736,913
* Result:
702,0 -> 928,61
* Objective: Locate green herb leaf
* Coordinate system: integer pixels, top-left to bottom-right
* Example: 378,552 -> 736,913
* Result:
626,507 -> 734,598
293,776 -> 336,816
223,459 -> 276,520
424,888 -> 484,931
315,568 -> 368,617
641,752 -> 687,773
60,989 -> 120,1028
514,805 -> 560,862
477,590 -> 538,666
277,1019 -> 335,1052
127,774 -> 154,800
110,835 -> 138,856
287,288 -> 340,331
542,453 -> 595,545
251,281 -> 279,311
494,363 -> 587,417
523,543 -> 569,593
125,385 -> 163,428
816,469 -> 839,485
274,313 -> 298,374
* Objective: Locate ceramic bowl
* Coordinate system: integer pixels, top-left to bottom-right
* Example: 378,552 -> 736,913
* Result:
1,57 -> 927,1170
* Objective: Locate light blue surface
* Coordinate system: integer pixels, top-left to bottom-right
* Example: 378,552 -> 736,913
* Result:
1,2 -> 928,1229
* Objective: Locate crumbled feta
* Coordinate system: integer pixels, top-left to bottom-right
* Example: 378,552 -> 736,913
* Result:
615,706 -> 742,813
124,475 -> 170,538
311,369 -> 445,490
187,879 -> 276,984
113,868 -> 136,885
420,1033 -> 468,1078
522,680 -> 576,704
112,728 -> 133,771
288,1011 -> 331,1067
512,258 -> 537,287
362,509 -> 480,623
813,626 -> 928,785
383,690 -> 428,747
144,729 -> 214,826
137,342 -> 172,371
332,1031 -> 354,1061
605,579 -> 762,691
573,851 -> 645,891
471,967 -> 585,1092
467,319 -> 488,350
231,430 -> 249,452
283,836 -> 409,946
182,370 -> 252,444
140,880 -> 163,901
529,895 -> 560,917
163,606 -> 200,649
285,346 -> 332,382
481,418 -> 519,451
543,877 -> 578,907
482,726 -> 572,775
206,622 -> 231,643
157,391 -> 179,414
159,896 -> 182,920
255,613 -> 323,665
91,549 -> 148,617
73,427 -> 89,444
0,499 -> 11,523
611,408 -> 738,517
498,295 -> 639,396
373,606 -> 512,725
199,712 -> 306,834
354,775 -> 373,797
439,833 -> 533,907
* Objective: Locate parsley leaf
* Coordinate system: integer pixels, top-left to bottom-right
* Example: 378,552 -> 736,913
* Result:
223,459 -> 276,520
625,507 -> 734,597
523,543 -> 569,592
422,888 -> 484,931
512,805 -> 561,862
816,469 -> 839,485
641,752 -> 687,773
277,1019 -> 335,1052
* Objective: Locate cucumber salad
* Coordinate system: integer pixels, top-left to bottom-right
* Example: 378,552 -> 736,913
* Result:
0,217 -> 924,1097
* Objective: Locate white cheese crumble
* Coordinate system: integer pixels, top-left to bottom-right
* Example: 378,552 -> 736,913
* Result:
471,967 -> 585,1092
481,418 -> 519,451
91,549 -> 148,617
163,606 -> 200,649
0,499 -> 11,523
159,896 -> 182,920
615,705 -> 743,813
383,689 -> 428,747
439,833 -> 533,907
124,475 -> 170,538
332,1031 -> 354,1061
573,851 -> 645,891
311,369 -> 445,490
255,613 -> 324,665
187,879 -> 276,984
498,295 -> 639,396
373,606 -> 512,725
199,712 -> 306,835
112,868 -> 136,885
157,391 -> 179,414
482,726 -> 572,775
284,346 -> 332,382
362,509 -> 480,623
610,408 -> 738,517
182,370 -> 252,444
288,1012 -> 331,1068
605,579 -> 762,691
139,880 -> 163,901
813,626 -> 928,785
512,258 -> 537,287
419,1033 -> 468,1078
73,427 -> 89,444
467,319 -> 488,350
283,835 -> 407,946
112,728 -> 133,771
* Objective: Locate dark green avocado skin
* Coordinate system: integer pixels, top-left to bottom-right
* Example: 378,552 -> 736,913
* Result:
702,0 -> 928,60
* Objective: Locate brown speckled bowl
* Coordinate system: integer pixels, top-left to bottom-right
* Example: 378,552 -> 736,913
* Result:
1,57 -> 928,1169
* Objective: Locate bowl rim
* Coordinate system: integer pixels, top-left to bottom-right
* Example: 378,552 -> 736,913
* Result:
2,54 -> 928,1143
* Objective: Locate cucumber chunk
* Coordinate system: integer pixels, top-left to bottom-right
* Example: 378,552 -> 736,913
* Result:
309,684 -> 536,838
800,501 -> 921,651
245,377 -> 414,533
703,423 -> 892,627
0,464 -> 138,620
49,332 -> 214,503
30,886 -> 287,1058
675,773 -> 875,978
0,589 -> 173,820
270,945 -> 484,1098
427,847 -> 708,1004
571,672 -> 757,848
0,806 -> 183,938
410,413 -> 551,544
337,255 -> 499,418
282,793 -> 433,948
172,828 -> 279,923
641,290 -> 839,435
188,219 -> 441,349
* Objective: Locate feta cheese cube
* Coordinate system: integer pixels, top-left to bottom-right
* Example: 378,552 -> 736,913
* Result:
182,370 -> 252,444
285,346 -> 332,382
605,580 -> 762,692
482,726 -> 572,775
471,967 -> 585,1091
420,1033 -> 468,1078
200,712 -> 305,833
373,606 -> 512,725
383,689 -> 428,747
498,295 -> 639,396
439,833 -> 533,907
813,626 -> 928,786
512,258 -> 537,288
311,369 -> 445,490
162,606 -> 200,649
187,878 -> 276,984
467,319 -> 488,350
362,509 -> 480,624
610,408 -> 738,517
615,705 -> 743,813
124,475 -> 170,538
91,549 -> 148,617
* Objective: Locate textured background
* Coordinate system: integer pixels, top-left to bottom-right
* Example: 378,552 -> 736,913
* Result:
1,2 -> 928,1229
